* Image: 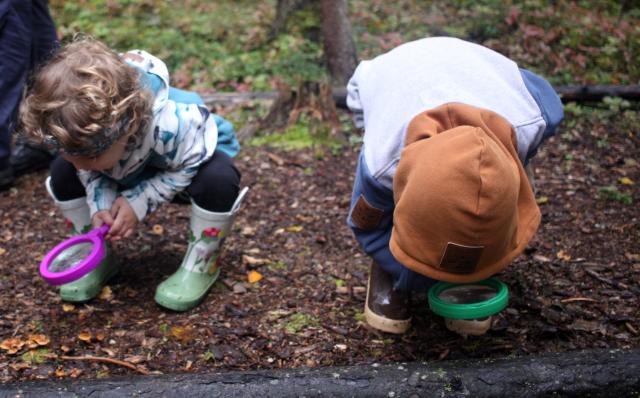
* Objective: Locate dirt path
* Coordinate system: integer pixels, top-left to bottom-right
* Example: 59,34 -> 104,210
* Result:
0,110 -> 638,381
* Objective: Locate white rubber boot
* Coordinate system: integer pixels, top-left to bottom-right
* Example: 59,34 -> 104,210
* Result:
155,187 -> 249,311
45,177 -> 117,302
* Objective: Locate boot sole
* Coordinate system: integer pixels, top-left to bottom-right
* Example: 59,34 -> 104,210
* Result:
364,275 -> 411,334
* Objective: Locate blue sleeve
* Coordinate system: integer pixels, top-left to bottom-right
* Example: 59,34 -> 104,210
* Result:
348,149 -> 437,292
211,114 -> 240,158
348,150 -> 437,291
520,68 -> 564,160
347,151 -> 397,264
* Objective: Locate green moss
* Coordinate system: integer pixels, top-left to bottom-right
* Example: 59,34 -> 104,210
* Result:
282,312 -> 320,334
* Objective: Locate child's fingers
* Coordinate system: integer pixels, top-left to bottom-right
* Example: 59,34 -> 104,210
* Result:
109,213 -> 125,238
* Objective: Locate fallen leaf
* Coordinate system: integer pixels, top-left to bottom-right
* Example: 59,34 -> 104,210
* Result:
352,286 -> 366,295
62,303 -> 75,312
95,332 -> 106,342
267,152 -> 285,166
242,255 -> 268,267
28,334 -> 50,347
336,286 -> 349,295
556,250 -> 571,261
98,286 -> 113,300
171,326 -> 195,344
60,345 -> 71,353
536,196 -> 549,205
77,332 -> 92,343
9,362 -> 31,371
124,355 -> 146,364
619,177 -> 634,185
55,366 -> 67,377
533,254 -> 552,263
152,224 -> 164,235
247,270 -> 263,283
69,368 -> 83,378
334,344 -> 347,351
241,226 -> 256,236
0,247 -> 6,256
233,283 -> 247,294
101,347 -> 117,357
286,225 -> 304,232
0,338 -> 25,355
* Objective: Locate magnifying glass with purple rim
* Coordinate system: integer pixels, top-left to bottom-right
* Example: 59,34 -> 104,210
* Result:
40,224 -> 110,285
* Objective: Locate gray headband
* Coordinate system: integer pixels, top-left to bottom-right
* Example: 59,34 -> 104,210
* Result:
43,116 -> 131,157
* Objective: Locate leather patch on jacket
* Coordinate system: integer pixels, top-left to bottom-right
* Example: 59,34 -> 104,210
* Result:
439,242 -> 484,274
351,195 -> 384,231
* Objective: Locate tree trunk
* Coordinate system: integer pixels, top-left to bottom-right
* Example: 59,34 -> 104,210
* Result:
235,81 -> 341,140
320,0 -> 358,85
269,0 -> 315,40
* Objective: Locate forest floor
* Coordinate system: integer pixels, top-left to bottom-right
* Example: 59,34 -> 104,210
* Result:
0,106 -> 638,382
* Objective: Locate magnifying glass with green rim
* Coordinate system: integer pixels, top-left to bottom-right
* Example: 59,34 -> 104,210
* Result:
428,278 -> 509,336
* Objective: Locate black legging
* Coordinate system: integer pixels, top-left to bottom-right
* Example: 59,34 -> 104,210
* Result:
49,150 -> 241,212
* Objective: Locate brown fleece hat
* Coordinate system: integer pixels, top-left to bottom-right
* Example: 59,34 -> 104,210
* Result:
389,103 -> 540,283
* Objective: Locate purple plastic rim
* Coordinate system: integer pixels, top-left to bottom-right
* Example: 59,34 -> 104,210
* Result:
39,224 -> 109,286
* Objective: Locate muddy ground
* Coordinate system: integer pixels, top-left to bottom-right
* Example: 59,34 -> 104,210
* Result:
0,108 -> 638,382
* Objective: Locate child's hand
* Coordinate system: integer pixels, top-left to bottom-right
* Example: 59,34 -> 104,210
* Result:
92,210 -> 114,230
108,197 -> 138,240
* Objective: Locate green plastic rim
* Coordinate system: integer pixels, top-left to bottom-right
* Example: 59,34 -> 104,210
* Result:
428,278 -> 509,320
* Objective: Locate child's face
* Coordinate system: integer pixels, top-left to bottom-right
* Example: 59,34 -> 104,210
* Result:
62,136 -> 129,172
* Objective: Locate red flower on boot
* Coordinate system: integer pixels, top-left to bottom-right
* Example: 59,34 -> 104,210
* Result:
203,227 -> 221,238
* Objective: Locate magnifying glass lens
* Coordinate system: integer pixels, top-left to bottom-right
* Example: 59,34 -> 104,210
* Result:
437,284 -> 498,304
48,242 -> 95,273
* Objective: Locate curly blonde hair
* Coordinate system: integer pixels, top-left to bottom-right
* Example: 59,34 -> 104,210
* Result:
20,37 -> 153,157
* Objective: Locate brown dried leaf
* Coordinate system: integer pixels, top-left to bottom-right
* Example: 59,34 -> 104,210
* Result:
77,332 -> 92,342
100,347 -> 117,357
556,250 -> 571,261
28,334 -> 50,346
0,337 -> 25,355
62,303 -> 75,312
98,286 -> 113,300
9,362 -> 31,371
242,255 -> 268,267
124,354 -> 146,364
171,326 -> 195,343
69,368 -> 83,378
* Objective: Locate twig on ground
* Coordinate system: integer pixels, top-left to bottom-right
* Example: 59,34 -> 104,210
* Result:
58,355 -> 150,375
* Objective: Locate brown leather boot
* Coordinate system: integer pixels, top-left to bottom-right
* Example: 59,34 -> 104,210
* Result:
364,261 -> 411,334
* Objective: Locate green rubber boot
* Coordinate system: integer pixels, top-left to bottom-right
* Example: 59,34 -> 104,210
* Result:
45,177 -> 118,302
155,187 -> 249,311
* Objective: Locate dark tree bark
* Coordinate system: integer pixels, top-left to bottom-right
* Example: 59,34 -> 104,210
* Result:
269,0 -> 315,40
235,81 -> 341,140
320,0 -> 358,85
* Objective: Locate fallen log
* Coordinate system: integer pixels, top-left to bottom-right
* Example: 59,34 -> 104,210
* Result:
1,348 -> 638,397
202,85 -> 640,110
